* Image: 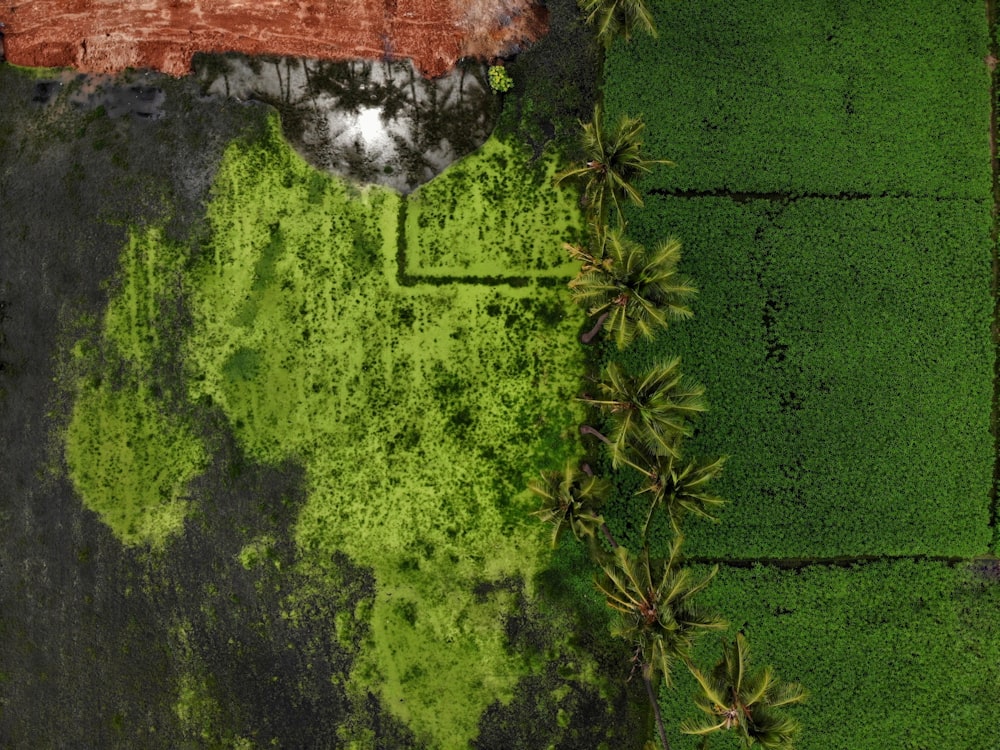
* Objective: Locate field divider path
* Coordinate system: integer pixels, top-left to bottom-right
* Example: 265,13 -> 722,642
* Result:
648,188 -> 967,203
684,553 -> 985,570
985,0 -> 1000,551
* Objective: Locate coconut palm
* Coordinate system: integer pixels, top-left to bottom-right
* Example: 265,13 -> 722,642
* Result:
596,540 -> 725,749
566,229 -> 696,349
637,454 -> 726,536
529,462 -> 616,551
554,105 -> 671,229
578,0 -> 658,48
682,633 -> 806,750
580,359 -> 706,470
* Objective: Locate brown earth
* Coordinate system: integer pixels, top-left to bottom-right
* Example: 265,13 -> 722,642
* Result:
0,0 -> 548,78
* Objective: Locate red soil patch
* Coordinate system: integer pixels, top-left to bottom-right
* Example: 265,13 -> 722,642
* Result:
0,0 -> 547,78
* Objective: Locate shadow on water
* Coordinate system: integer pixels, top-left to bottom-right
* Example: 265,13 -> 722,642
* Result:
193,53 -> 500,193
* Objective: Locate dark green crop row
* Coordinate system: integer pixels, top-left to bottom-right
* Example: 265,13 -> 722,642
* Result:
601,195 -> 993,559
655,560 -> 1000,750
602,0 -> 991,198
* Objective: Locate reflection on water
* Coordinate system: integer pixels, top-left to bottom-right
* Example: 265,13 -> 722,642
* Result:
193,54 -> 499,193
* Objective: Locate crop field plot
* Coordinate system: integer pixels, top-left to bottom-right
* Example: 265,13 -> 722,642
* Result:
603,0 -> 991,197
615,195 -> 994,559
658,561 -> 1000,750
600,0 -> 999,747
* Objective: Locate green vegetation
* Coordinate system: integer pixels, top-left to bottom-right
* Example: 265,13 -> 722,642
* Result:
617,196 -> 993,559
595,542 -> 724,748
76,116 -> 589,746
404,137 -> 581,279
65,229 -> 205,548
488,65 -> 515,94
578,0 -> 658,48
65,380 -> 204,547
592,1 -> 996,748
658,562 -> 1000,750
603,0 -> 991,197
566,227 -> 695,349
529,462 -> 612,550
581,358 -> 706,470
554,104 -> 670,230
682,632 -> 806,749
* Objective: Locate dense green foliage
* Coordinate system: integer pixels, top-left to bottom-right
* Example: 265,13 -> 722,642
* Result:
609,195 -> 993,559
660,562 -> 1000,750
567,228 -> 696,349
603,0 -> 991,196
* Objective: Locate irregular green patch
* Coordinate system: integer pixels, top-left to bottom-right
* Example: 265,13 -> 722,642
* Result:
65,381 -> 203,547
405,137 -> 583,278
65,229 -> 204,548
181,118 -> 588,746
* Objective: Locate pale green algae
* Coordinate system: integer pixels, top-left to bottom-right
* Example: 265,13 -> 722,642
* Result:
65,229 -> 206,548
179,118 -> 588,745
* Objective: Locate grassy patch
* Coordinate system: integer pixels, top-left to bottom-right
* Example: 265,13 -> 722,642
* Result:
405,137 -> 582,279
65,229 -> 205,549
603,0 -> 991,196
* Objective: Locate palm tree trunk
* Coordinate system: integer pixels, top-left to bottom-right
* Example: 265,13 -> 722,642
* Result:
600,523 -> 619,549
580,311 -> 610,343
579,424 -> 612,444
644,672 -> 671,750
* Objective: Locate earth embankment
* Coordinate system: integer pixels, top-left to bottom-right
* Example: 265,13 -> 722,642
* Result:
0,0 -> 547,77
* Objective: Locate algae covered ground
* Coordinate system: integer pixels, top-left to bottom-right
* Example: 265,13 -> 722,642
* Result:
0,15 -> 647,740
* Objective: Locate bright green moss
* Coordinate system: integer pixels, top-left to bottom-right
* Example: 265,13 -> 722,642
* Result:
405,137 -> 583,278
65,381 -> 203,548
180,118 -> 588,745
65,228 -> 204,549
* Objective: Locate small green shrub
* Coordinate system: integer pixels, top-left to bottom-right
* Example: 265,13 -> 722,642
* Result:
488,65 -> 515,94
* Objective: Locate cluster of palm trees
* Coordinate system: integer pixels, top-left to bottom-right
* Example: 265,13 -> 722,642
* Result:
529,104 -> 805,749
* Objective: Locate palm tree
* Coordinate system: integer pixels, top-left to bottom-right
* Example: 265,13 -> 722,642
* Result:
529,462 -> 617,552
578,0 -> 658,48
681,633 -> 806,749
566,229 -> 696,349
580,359 -> 706,470
595,540 -> 725,749
637,454 -> 726,536
554,104 -> 671,229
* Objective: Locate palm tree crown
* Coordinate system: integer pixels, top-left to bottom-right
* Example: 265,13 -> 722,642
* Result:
567,229 -> 696,349
529,463 -> 611,549
638,454 -> 726,536
554,105 -> 671,229
578,0 -> 658,48
595,540 -> 725,685
681,632 -> 806,749
581,359 -> 706,470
